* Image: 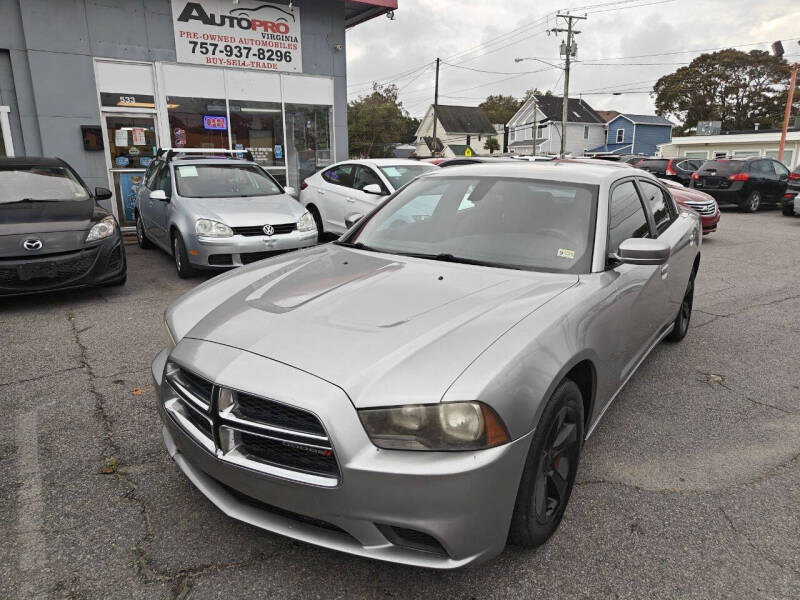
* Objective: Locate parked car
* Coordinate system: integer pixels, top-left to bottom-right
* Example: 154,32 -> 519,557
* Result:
781,165 -> 800,216
0,157 -> 126,296
690,157 -> 791,212
135,150 -> 317,278
153,161 -> 700,568
299,159 -> 438,236
509,155 -> 555,162
635,157 -> 703,185
659,178 -> 720,234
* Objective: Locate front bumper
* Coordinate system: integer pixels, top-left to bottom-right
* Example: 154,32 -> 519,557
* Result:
700,210 -> 720,234
152,342 -> 531,568
187,230 -> 317,268
0,234 -> 126,296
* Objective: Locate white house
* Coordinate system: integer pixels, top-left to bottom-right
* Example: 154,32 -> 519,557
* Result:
658,127 -> 800,169
506,95 -> 605,156
414,105 -> 499,158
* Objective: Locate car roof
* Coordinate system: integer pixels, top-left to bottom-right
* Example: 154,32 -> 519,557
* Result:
419,159 -> 657,186
343,158 -> 430,167
0,156 -> 68,168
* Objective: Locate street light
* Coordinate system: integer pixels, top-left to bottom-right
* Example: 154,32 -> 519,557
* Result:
514,57 -> 562,69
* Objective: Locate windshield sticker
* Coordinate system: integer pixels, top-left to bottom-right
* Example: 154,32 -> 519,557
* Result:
177,165 -> 198,178
557,248 -> 575,260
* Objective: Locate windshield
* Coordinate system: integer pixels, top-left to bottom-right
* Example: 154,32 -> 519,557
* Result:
0,166 -> 89,204
697,160 -> 745,176
378,164 -> 438,190
349,176 -> 598,273
174,164 -> 282,198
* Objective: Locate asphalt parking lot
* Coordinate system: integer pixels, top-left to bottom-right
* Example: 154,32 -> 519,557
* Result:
2,208 -> 799,600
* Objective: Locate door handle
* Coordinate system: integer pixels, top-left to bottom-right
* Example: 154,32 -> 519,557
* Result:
346,198 -> 355,203
318,190 -> 325,196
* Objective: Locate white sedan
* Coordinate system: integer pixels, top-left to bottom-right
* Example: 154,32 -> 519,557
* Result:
299,159 -> 438,236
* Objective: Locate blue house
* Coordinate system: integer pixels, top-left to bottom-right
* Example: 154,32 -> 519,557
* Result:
589,114 -> 674,156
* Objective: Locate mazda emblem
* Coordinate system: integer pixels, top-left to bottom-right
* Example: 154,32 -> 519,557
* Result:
262,224 -> 275,236
23,239 -> 43,251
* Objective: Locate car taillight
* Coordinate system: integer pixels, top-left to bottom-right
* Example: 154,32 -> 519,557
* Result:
300,180 -> 308,190
690,172 -> 700,180
665,159 -> 677,176
728,172 -> 749,182
789,172 -> 800,180
634,160 -> 643,166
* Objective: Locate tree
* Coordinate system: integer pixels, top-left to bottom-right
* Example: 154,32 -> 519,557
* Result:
521,88 -> 553,103
479,94 -> 521,124
653,49 -> 797,134
348,83 -> 417,157
483,137 -> 500,154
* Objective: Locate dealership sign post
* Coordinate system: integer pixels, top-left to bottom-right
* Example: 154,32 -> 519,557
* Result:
171,1 -> 302,72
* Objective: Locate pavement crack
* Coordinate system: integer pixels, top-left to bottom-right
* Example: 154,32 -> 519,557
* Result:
695,370 -> 794,415
0,365 -> 84,388
719,507 -> 800,577
697,292 -> 800,319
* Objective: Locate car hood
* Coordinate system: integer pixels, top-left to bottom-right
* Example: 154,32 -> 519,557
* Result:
671,187 -> 716,204
0,198 -> 96,234
185,194 -> 305,227
171,245 -> 578,408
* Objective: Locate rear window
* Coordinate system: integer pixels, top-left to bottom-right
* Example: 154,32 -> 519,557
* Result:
636,159 -> 668,171
697,160 -> 746,176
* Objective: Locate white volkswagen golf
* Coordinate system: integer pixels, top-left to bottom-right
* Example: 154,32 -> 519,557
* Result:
299,159 -> 437,236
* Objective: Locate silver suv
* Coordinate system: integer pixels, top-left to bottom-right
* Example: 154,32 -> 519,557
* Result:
135,150 -> 317,277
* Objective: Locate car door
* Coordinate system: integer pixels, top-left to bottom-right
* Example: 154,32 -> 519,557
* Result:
748,160 -> 775,198
317,164 -> 356,232
771,160 -> 790,198
150,164 -> 173,247
637,178 -> 694,327
350,165 -> 390,220
138,161 -> 162,239
606,179 -> 670,381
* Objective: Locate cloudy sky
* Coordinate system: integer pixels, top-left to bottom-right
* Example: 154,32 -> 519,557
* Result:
346,0 -> 800,121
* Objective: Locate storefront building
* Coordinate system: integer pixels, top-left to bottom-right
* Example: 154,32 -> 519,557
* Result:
0,0 -> 397,227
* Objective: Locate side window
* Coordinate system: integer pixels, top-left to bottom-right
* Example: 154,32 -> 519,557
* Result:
159,166 -> 172,196
353,166 -> 385,192
608,181 -> 649,255
145,162 -> 162,189
750,160 -> 772,177
639,180 -> 674,235
322,164 -> 355,188
615,129 -> 624,143
772,160 -> 789,179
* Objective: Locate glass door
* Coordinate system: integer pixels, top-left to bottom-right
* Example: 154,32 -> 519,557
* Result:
103,114 -> 158,227
285,104 -> 333,190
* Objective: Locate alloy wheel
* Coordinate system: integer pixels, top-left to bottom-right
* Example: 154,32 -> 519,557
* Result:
679,279 -> 694,336
173,238 -> 181,271
533,405 -> 580,524
750,192 -> 761,211
136,216 -> 144,243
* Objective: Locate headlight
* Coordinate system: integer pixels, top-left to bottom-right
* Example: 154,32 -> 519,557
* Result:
86,215 -> 116,242
195,218 -> 233,237
163,316 -> 177,352
359,402 -> 509,451
296,211 -> 317,232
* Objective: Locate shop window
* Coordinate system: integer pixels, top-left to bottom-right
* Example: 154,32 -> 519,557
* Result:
167,96 -> 228,150
228,99 -> 286,185
285,104 -> 332,189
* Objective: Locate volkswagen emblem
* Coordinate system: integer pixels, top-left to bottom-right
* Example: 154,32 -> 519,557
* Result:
23,239 -> 43,251
262,224 -> 275,236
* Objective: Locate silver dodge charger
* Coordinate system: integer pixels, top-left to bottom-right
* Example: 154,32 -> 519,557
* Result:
152,160 -> 701,568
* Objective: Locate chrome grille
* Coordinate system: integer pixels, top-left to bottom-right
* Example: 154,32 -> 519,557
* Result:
685,200 -> 717,216
163,364 -> 339,485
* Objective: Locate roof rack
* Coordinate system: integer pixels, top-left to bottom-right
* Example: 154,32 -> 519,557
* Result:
155,148 -> 255,163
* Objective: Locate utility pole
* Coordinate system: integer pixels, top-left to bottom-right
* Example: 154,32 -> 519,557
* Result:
431,57 -> 440,157
772,40 -> 799,163
551,13 -> 586,157
532,103 -> 538,156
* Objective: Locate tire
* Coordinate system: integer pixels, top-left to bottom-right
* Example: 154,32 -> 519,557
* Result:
307,204 -> 324,242
783,202 -> 795,217
509,379 -> 584,549
104,274 -> 127,287
739,190 -> 761,213
171,232 -> 196,279
666,274 -> 695,342
135,212 -> 154,249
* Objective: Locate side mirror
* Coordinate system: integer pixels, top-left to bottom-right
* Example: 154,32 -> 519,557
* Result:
283,186 -> 298,198
344,213 -> 364,229
613,238 -> 670,266
150,190 -> 169,202
362,183 -> 384,195
95,187 -> 112,201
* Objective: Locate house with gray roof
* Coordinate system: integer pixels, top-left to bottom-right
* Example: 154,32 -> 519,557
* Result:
414,105 -> 499,157
506,94 -> 606,156
588,113 -> 674,156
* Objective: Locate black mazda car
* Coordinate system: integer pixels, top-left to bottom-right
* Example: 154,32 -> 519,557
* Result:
0,157 -> 126,296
